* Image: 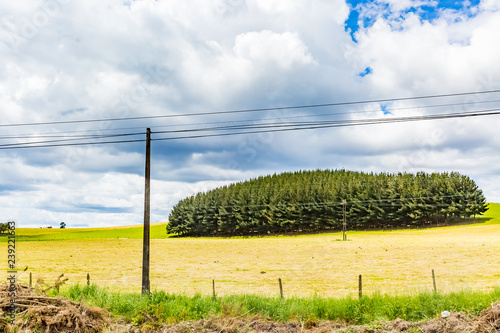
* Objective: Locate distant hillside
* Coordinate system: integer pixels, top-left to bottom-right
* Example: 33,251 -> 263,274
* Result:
167,170 -> 488,237
5,223 -> 169,242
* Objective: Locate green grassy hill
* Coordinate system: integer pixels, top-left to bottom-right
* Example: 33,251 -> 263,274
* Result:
3,223 -> 169,241
483,202 -> 500,223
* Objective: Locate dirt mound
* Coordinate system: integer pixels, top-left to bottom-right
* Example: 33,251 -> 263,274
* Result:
473,301 -> 500,332
159,318 -> 347,333
0,281 -> 109,333
417,312 -> 475,333
137,302 -> 500,333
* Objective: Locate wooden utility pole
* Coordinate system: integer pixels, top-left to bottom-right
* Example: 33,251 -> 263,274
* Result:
142,128 -> 151,295
342,199 -> 347,241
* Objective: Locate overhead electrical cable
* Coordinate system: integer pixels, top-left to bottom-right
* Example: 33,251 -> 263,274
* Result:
4,105 -> 500,146
149,107 -> 500,136
2,97 -> 499,139
1,89 -> 500,128
0,138 -> 146,150
1,107 -> 500,150
0,132 -> 145,148
150,109 -> 500,143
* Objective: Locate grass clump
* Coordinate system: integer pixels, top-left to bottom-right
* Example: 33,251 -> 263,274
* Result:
55,284 -> 500,326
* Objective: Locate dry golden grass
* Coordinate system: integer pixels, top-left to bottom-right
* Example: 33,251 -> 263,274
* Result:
16,218 -> 500,298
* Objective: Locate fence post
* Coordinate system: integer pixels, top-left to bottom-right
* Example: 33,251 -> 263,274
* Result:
342,199 -> 347,241
87,273 -> 90,286
432,269 -> 437,293
359,275 -> 362,299
29,272 -> 32,288
212,279 -> 216,300
278,278 -> 283,299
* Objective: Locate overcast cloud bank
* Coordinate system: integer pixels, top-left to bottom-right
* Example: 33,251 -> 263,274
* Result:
1,0 -> 500,227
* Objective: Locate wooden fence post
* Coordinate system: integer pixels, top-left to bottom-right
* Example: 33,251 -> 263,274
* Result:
359,275 -> 362,299
212,279 -> 216,299
87,273 -> 90,286
432,269 -> 437,293
278,278 -> 283,299
29,272 -> 32,288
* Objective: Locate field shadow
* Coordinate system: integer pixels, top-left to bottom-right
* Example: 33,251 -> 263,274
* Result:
167,216 -> 495,239
352,216 -> 493,232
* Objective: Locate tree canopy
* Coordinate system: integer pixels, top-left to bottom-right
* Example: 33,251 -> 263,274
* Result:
167,170 -> 488,237
0,223 -> 11,234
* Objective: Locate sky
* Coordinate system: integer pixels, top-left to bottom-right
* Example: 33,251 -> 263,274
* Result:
1,0 -> 500,228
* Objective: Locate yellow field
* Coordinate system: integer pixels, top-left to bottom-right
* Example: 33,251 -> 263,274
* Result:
14,206 -> 500,298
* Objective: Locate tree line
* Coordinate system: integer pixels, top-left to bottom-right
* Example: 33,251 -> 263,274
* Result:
166,170 -> 488,236
0,222 -> 14,234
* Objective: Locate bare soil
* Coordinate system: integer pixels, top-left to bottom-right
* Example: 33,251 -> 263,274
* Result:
113,302 -> 500,333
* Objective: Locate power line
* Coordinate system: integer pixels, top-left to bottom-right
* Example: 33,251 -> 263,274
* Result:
0,132 -> 145,148
0,138 -> 146,150
148,106 -> 500,136
2,107 -> 500,150
0,100 -> 494,144
2,89 -> 500,128
2,97 -> 499,140
151,108 -> 500,142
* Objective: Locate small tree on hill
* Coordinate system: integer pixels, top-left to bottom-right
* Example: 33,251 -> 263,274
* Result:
60,222 -> 66,229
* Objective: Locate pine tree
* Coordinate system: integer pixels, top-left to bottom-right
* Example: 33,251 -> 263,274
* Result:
167,170 -> 488,236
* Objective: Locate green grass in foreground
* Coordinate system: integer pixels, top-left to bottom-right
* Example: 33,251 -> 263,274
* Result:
54,284 -> 500,326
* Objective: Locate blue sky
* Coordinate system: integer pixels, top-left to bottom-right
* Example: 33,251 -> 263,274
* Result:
345,0 -> 481,41
1,0 -> 500,227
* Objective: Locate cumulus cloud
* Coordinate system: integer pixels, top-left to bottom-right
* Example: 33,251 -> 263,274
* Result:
234,30 -> 315,68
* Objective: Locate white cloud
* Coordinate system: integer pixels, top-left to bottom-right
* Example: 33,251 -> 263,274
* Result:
234,30 -> 316,68
480,0 -> 500,11
1,0 -> 500,227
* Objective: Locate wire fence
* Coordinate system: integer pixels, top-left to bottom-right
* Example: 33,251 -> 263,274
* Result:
18,269 -> 499,299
